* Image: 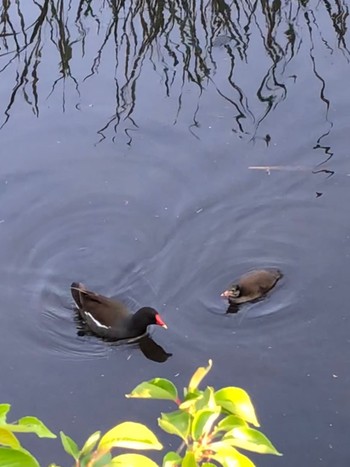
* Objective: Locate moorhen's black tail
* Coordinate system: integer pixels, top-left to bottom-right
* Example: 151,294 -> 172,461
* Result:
71,282 -> 84,309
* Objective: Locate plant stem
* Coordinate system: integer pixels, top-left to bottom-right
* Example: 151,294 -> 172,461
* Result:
176,440 -> 186,455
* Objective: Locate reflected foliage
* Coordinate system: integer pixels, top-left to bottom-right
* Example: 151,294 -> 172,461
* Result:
0,0 -> 348,149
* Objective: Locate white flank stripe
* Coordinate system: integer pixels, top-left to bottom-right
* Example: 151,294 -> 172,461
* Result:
85,312 -> 111,330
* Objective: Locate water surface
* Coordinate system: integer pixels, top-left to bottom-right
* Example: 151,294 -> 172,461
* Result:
0,1 -> 349,466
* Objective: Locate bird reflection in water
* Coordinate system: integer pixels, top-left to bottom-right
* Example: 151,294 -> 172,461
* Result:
75,315 -> 172,363
137,335 -> 172,363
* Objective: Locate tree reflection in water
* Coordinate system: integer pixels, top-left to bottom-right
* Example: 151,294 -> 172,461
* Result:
0,0 -> 348,158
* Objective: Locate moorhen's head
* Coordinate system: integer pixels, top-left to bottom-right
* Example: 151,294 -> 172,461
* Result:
221,284 -> 241,300
132,307 -> 167,334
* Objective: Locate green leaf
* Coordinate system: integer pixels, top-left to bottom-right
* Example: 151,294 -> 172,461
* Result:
78,454 -> 92,467
201,464 -> 216,467
111,453 -> 158,466
179,393 -> 202,411
215,388 -> 259,427
197,387 -> 217,411
187,360 -> 212,393
6,417 -> 56,438
209,443 -> 256,467
60,432 -> 80,460
0,428 -> 20,448
0,447 -> 40,467
181,451 -> 197,467
162,451 -> 182,466
191,409 -> 220,441
224,426 -> 282,455
182,387 -> 217,414
127,378 -> 178,402
180,387 -> 218,418
91,452 -> 112,467
98,422 -> 163,451
212,415 -> 248,437
158,410 -> 191,441
0,405 -> 11,424
80,430 -> 101,455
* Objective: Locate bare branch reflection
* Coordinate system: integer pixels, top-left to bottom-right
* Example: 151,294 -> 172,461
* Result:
0,0 -> 348,157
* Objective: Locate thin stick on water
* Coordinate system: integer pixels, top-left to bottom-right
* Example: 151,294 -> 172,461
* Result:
249,165 -> 311,172
249,165 -> 335,178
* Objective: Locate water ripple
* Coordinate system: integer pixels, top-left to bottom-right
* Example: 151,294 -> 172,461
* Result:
0,176 -> 169,360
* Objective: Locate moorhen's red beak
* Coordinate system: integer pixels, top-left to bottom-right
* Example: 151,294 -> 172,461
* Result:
155,314 -> 167,329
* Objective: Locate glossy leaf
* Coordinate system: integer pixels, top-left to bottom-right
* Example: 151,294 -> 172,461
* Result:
99,422 -> 162,451
6,417 -> 56,438
210,443 -> 256,467
0,428 -> 20,448
215,388 -> 259,427
158,410 -> 191,441
162,451 -> 182,467
0,447 -> 40,467
111,453 -> 158,466
179,393 -> 202,411
60,432 -> 80,460
188,360 -> 212,393
224,427 -> 282,455
198,387 -> 217,411
181,451 -> 197,467
127,378 -> 178,402
191,409 -> 220,441
185,387 -> 217,413
90,452 -> 112,467
212,415 -> 248,437
0,405 -> 10,424
80,430 -> 101,455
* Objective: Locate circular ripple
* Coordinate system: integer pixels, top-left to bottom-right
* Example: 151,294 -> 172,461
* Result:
0,179 -> 171,360
141,187 -> 324,348
0,153 -> 338,359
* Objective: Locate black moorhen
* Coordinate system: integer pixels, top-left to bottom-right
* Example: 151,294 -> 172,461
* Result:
221,268 -> 283,306
71,282 -> 167,340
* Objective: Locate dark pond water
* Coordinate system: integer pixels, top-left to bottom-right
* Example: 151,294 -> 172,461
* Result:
0,1 -> 349,465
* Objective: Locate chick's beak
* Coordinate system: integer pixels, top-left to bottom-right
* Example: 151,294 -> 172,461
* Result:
221,290 -> 232,298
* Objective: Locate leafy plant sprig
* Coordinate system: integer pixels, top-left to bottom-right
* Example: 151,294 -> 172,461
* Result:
125,360 -> 281,466
0,404 -> 56,467
0,360 -> 281,466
